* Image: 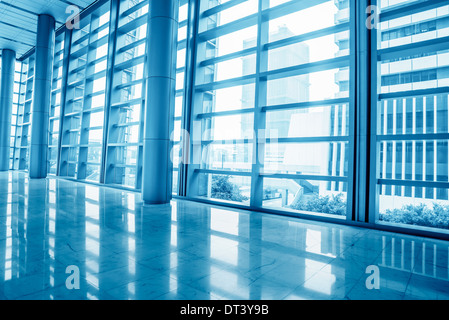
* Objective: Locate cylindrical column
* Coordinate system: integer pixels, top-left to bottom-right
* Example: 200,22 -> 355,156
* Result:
0,49 -> 16,171
142,0 -> 178,204
29,14 -> 55,179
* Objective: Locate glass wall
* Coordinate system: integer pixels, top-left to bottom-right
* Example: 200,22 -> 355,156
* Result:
48,32 -> 65,175
59,3 -> 110,182
374,0 -> 449,230
104,0 -> 148,188
187,0 -> 352,219
9,61 -> 23,169
173,0 -> 189,194
7,0 -> 449,236
12,54 -> 34,171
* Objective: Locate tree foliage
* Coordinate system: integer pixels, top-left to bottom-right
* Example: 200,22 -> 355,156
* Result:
380,203 -> 449,229
290,193 -> 346,216
288,191 -> 449,229
211,175 -> 248,202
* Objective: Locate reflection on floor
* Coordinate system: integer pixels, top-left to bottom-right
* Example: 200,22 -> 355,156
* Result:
0,171 -> 448,300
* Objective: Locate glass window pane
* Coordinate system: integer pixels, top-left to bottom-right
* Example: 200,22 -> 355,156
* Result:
376,1 -> 449,230
60,2 -> 110,182
191,0 -> 352,213
263,178 -> 347,218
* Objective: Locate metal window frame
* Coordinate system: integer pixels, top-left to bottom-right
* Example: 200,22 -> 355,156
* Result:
184,0 -> 354,220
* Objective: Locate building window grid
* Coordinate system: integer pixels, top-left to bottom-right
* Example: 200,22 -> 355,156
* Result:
375,0 -> 449,229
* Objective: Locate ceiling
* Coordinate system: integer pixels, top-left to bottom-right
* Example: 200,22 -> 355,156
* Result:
0,0 -> 95,58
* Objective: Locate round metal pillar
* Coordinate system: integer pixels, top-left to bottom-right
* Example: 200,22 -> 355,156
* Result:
142,0 -> 179,204
29,14 -> 55,179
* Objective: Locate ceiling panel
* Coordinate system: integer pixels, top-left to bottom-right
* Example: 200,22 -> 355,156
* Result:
0,0 -> 96,58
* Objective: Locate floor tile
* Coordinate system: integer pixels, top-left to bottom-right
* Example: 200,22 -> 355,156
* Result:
0,171 -> 448,300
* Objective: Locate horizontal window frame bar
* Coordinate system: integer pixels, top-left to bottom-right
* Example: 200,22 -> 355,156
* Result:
261,0 -> 330,22
198,136 -> 349,145
196,107 -> 254,119
115,78 -> 144,90
70,45 -> 88,59
379,86 -> 449,100
71,70 -> 106,84
86,89 -> 106,98
378,179 -> 449,189
118,14 -> 147,35
88,34 -> 109,50
379,0 -> 449,22
113,121 -> 140,128
260,173 -> 347,182
107,142 -> 142,147
377,133 -> 449,141
261,98 -> 350,112
260,56 -> 350,81
378,36 -> 449,61
90,21 -> 110,38
265,23 -> 350,51
61,143 -> 102,148
195,74 -> 255,91
82,106 -> 105,114
72,33 -> 90,48
110,98 -> 143,108
268,136 -> 350,144
114,55 -> 145,71
51,87 -> 62,94
121,0 -> 148,18
69,64 -> 87,76
178,40 -> 187,51
202,0 -> 248,18
111,163 -> 138,168
199,47 -> 257,67
198,14 -> 258,42
63,111 -> 81,118
179,19 -> 188,29
199,138 -> 253,145
117,37 -> 146,54
67,78 -> 84,88
85,126 -> 103,131
194,168 -> 252,177
53,57 -> 64,69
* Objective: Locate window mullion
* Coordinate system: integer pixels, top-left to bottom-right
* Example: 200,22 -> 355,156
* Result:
249,0 -> 269,208
100,0 -> 120,184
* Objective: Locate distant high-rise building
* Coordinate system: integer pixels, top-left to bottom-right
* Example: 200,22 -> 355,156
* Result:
333,0 -> 449,210
378,3 -> 449,210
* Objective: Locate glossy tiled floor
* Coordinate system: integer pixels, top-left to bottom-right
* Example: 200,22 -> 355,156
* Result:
0,171 -> 449,300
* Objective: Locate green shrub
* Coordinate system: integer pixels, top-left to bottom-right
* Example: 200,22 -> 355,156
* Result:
288,193 -> 449,229
380,203 -> 449,229
211,175 -> 248,202
290,193 -> 346,216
